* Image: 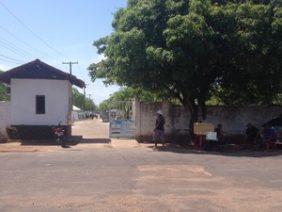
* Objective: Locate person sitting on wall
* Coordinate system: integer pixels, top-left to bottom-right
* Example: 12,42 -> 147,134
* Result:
214,124 -> 224,145
153,110 -> 166,148
245,123 -> 260,148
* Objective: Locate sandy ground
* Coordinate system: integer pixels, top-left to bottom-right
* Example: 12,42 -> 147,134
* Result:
0,119 -> 140,152
1,119 -> 282,211
72,119 -> 141,148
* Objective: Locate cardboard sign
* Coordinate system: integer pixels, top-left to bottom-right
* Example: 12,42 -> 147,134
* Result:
206,132 -> 218,141
194,122 -> 214,135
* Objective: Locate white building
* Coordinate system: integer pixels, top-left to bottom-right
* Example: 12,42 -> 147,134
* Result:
0,59 -> 85,139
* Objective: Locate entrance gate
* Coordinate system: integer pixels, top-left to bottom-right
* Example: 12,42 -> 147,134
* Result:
109,101 -> 135,138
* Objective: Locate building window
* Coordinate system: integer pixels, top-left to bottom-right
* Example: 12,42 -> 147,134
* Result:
36,95 -> 45,114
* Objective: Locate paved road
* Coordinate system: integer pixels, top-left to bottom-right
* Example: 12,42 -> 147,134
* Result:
1,119 -> 282,211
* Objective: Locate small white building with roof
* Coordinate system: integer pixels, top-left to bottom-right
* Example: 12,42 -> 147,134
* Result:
0,59 -> 85,139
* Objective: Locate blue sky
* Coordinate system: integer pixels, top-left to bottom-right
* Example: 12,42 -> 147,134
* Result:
0,0 -> 127,104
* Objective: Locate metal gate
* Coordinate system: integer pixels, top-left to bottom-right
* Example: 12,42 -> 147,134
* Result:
109,101 -> 135,138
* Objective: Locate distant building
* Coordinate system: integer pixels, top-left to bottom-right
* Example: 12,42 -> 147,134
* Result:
0,59 -> 85,139
72,105 -> 82,121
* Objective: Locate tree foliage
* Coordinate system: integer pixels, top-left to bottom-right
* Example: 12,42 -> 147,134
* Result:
72,88 -> 97,111
89,0 -> 282,127
98,87 -> 166,111
0,70 -> 9,101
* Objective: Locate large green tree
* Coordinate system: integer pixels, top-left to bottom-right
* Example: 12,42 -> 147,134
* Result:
90,0 -> 282,129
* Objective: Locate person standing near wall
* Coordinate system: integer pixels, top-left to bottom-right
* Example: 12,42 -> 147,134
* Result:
215,124 -> 224,145
153,110 -> 166,148
245,123 -> 259,148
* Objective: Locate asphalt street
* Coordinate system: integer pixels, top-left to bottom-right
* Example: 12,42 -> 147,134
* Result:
1,119 -> 282,211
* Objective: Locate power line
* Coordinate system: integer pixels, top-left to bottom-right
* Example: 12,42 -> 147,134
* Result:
0,40 -> 26,57
0,57 -> 22,65
0,25 -> 48,57
0,1 -> 63,57
0,54 -> 24,63
0,36 -> 31,56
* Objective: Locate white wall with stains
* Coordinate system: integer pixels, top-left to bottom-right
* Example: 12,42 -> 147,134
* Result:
10,79 -> 71,126
134,99 -> 282,139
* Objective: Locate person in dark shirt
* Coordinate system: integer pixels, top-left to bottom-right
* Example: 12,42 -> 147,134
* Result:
245,123 -> 259,147
214,124 -> 224,144
153,110 -> 166,147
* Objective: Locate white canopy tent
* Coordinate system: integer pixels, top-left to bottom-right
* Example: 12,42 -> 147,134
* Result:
73,105 -> 81,111
72,105 -> 82,121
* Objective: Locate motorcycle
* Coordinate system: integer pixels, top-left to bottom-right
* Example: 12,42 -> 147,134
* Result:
53,122 -> 66,147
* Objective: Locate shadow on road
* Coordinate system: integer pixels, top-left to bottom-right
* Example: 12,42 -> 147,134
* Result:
148,144 -> 282,158
71,138 -> 111,145
21,139 -> 60,146
20,136 -> 111,146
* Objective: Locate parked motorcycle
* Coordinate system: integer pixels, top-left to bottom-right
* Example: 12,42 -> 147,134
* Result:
53,122 -> 66,147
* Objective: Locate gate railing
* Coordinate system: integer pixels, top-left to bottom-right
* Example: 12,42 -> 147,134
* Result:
108,101 -> 135,138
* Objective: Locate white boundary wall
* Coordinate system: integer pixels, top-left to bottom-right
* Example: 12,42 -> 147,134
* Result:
134,99 -> 282,139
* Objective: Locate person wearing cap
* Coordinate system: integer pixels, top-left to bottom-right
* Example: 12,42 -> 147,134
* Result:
153,110 -> 166,147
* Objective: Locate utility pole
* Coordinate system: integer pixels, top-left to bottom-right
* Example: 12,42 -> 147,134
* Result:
83,87 -> 86,111
83,84 -> 89,111
62,61 -> 78,124
87,94 -> 94,112
62,61 -> 78,75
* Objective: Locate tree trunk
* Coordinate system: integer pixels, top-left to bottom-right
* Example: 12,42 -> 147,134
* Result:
183,98 -> 199,139
189,103 -> 199,135
199,98 -> 207,120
